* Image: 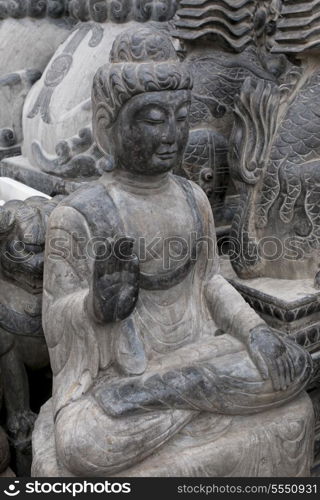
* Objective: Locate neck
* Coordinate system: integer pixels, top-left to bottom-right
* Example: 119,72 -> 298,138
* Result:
112,168 -> 171,194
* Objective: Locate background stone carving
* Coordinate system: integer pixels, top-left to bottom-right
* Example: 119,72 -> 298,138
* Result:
173,0 -> 287,229
228,0 -> 320,282
0,195 -> 61,475
0,3 -> 74,158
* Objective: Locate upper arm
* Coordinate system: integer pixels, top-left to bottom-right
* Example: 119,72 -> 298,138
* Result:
44,205 -> 92,298
190,180 -> 217,237
189,180 -> 220,278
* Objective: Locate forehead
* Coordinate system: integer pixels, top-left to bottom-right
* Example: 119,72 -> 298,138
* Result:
126,90 -> 191,112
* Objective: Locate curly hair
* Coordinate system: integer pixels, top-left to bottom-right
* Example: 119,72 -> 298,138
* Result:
68,0 -> 177,22
0,0 -> 68,18
92,27 -> 193,139
0,0 -> 177,21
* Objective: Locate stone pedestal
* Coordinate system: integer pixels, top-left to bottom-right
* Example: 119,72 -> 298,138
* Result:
32,393 -> 314,477
221,258 -> 320,359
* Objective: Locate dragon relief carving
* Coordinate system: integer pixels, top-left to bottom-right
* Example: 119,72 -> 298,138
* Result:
228,0 -> 320,283
173,0 -> 287,224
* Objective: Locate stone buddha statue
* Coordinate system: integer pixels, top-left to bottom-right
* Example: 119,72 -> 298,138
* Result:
32,28 -> 314,477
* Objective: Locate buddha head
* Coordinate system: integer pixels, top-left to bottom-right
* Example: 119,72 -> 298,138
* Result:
92,27 -> 193,176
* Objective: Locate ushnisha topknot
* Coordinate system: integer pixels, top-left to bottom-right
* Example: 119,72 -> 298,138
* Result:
68,0 -> 178,22
92,27 -> 193,144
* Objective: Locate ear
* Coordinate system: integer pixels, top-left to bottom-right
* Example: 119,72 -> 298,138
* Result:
93,101 -> 112,156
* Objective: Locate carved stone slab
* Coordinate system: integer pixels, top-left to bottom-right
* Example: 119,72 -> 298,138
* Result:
221,257 -> 320,389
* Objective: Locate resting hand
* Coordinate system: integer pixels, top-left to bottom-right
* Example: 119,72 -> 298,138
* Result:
247,325 -> 298,391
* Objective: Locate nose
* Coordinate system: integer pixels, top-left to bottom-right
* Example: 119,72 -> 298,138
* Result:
161,116 -> 176,145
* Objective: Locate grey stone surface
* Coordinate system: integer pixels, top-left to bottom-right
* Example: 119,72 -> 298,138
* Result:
0,190 -> 62,475
0,7 -> 74,151
222,258 -> 320,342
220,3 -> 320,454
221,257 -> 320,391
32,27 -> 314,477
173,0 -> 285,228
11,0 -> 281,234
21,3 -> 178,183
228,0 -> 320,283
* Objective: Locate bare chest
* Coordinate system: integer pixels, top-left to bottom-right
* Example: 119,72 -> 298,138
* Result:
109,184 -> 197,273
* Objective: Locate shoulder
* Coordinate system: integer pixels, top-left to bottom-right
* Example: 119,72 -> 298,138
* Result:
47,183 -> 107,234
59,182 -> 108,213
189,180 -> 212,212
48,181 -> 121,239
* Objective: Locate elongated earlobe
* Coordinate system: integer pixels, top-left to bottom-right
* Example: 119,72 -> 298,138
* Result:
93,102 -> 111,156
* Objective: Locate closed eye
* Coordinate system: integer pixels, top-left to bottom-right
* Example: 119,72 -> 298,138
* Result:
142,119 -> 165,125
176,105 -> 189,122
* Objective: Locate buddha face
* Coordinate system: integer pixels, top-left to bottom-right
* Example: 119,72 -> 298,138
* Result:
112,90 -> 191,175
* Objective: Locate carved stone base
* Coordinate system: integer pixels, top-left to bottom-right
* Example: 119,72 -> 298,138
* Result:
221,258 -> 320,360
0,155 -> 89,197
32,393 -> 314,477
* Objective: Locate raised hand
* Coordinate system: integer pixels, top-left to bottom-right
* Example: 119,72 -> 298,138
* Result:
246,325 -> 310,392
88,236 -> 140,323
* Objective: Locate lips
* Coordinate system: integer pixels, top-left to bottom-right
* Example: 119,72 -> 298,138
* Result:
156,150 -> 178,160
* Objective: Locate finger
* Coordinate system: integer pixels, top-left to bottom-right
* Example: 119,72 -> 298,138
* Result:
94,247 -> 116,276
98,283 -> 122,301
253,351 -> 269,380
123,255 -> 140,276
114,236 -> 135,260
106,252 -> 123,274
282,357 -> 291,389
270,362 -> 281,392
276,358 -> 287,391
286,349 -> 295,383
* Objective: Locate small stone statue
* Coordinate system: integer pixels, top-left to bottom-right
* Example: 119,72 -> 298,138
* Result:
0,195 -> 60,474
33,28 -> 314,477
